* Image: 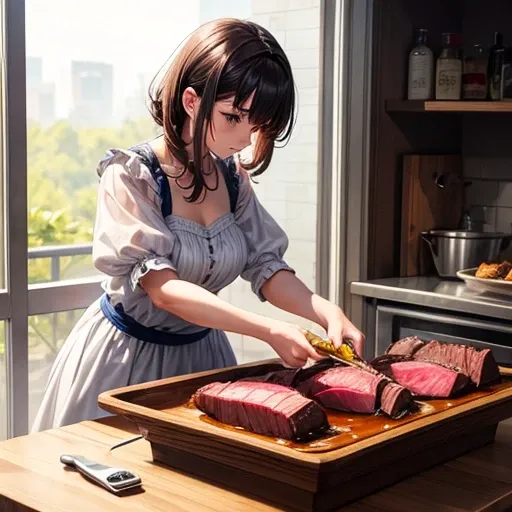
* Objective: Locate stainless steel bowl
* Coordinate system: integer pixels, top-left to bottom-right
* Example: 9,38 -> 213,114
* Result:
421,230 -> 511,279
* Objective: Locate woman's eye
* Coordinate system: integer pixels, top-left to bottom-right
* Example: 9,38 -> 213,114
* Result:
224,114 -> 241,124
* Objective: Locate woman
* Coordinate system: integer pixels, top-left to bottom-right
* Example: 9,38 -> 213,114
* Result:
32,18 -> 364,432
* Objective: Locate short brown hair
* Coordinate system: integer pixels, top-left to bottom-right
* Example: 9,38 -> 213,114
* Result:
149,18 -> 296,202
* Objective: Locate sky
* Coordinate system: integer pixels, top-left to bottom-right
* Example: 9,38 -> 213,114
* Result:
25,0 -> 251,118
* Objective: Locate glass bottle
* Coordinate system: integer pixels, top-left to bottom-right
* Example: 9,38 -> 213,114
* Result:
407,28 -> 434,100
488,32 -> 506,100
435,33 -> 463,100
463,44 -> 488,100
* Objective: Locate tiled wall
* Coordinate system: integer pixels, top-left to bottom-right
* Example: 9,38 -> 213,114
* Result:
463,116 -> 512,260
219,0 -> 322,363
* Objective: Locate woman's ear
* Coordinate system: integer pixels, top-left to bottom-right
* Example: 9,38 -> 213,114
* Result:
182,87 -> 200,121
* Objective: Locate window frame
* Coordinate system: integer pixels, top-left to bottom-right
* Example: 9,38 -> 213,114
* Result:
2,0 -> 361,438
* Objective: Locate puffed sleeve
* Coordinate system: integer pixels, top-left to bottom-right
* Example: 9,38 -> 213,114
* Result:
92,150 -> 176,291
235,169 -> 295,301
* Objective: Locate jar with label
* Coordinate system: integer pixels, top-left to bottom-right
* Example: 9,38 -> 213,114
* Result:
463,45 -> 488,100
407,28 -> 434,100
435,33 -> 463,100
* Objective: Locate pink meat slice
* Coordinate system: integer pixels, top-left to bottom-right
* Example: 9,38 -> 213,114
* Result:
297,366 -> 384,414
389,361 -> 471,397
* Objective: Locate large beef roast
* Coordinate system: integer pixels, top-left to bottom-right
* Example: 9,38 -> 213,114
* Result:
386,337 -> 500,387
372,355 -> 472,398
193,380 -> 329,441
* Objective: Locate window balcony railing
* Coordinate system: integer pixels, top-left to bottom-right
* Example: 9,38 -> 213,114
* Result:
28,243 -> 93,282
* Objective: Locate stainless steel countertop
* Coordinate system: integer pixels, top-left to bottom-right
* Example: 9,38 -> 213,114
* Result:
350,277 -> 512,321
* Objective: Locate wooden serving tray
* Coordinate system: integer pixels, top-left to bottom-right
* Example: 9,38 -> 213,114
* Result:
98,360 -> 512,512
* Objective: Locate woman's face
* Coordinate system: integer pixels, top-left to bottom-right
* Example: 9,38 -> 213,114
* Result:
205,94 -> 255,159
183,87 -> 256,160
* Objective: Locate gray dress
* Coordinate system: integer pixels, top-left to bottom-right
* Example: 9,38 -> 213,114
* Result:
31,146 -> 293,432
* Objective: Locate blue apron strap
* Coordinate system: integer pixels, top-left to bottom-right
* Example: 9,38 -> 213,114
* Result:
100,294 -> 210,346
217,156 -> 240,214
129,143 -> 172,218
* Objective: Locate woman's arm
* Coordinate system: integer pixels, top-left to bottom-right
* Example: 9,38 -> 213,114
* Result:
261,270 -> 365,355
141,268 -> 272,339
140,269 -> 322,366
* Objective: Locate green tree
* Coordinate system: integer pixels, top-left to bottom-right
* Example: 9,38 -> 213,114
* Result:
20,116 -> 160,358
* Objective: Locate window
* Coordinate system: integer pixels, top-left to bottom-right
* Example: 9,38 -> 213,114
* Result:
2,0 -> 331,437
28,310 -> 85,426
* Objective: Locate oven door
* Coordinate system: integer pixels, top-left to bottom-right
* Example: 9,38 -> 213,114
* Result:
374,304 -> 512,366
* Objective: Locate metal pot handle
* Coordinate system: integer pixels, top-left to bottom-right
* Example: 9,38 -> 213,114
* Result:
421,232 -> 438,256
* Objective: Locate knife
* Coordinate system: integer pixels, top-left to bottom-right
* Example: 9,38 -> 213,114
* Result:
303,329 -> 369,371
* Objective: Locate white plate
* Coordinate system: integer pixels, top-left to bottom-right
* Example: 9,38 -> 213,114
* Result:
456,267 -> 512,297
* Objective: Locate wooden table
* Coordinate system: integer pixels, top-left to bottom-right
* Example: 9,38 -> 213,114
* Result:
1,416 -> 511,512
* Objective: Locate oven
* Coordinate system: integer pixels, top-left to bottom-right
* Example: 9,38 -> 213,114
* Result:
373,303 -> 512,367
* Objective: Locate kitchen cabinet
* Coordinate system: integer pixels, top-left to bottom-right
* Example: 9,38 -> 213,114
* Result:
368,0 -> 512,280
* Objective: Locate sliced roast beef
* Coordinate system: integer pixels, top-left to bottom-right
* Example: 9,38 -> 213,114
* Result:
193,380 -> 329,441
295,365 -> 414,419
372,354 -> 472,398
385,336 -> 425,356
380,382 -> 416,418
386,338 -> 500,387
413,340 -> 500,387
296,366 -> 382,413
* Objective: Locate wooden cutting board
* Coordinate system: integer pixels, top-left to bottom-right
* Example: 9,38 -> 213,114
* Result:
400,154 -> 465,277
98,359 -> 512,512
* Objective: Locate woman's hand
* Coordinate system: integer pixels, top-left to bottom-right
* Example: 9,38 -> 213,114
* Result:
323,305 -> 365,357
263,320 -> 325,368
261,271 -> 366,358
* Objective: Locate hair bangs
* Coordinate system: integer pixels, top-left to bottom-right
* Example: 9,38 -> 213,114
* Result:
217,53 -> 295,144
245,58 -> 295,143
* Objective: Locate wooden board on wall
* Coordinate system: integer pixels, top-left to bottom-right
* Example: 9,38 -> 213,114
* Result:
400,155 -> 464,276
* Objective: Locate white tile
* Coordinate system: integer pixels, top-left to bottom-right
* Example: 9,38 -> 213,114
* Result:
468,205 -> 497,226
285,49 -> 319,69
269,13 -> 287,31
285,28 -> 319,49
288,163 -> 318,184
285,201 -> 316,220
464,157 -> 512,180
497,182 -> 512,207
464,179 -> 499,208
277,182 -> 317,202
297,87 -> 319,106
288,239 -> 316,256
270,30 -> 286,49
293,0 -> 320,9
285,8 -> 320,30
248,14 -> 270,29
496,207 -> 512,234
272,142 -> 318,163
293,68 -> 320,89
283,217 -> 316,241
289,124 -> 319,145
260,199 -> 287,219
481,158 -> 512,180
251,0 -> 291,14
463,157 -> 486,179
296,104 -> 320,125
